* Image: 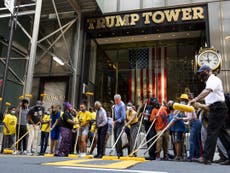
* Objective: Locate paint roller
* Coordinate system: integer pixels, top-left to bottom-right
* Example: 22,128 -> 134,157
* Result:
173,103 -> 195,112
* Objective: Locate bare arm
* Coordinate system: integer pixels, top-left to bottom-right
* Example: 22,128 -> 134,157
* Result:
190,88 -> 212,104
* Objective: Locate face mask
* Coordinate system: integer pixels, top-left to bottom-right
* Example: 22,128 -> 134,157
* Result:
46,111 -> 50,115
127,106 -> 132,111
180,101 -> 186,105
168,106 -> 173,110
11,111 -> 16,115
200,71 -> 209,82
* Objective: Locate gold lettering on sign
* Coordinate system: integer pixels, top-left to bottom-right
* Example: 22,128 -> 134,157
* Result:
115,15 -> 130,27
182,8 -> 192,21
130,13 -> 140,25
164,9 -> 181,22
87,19 -> 95,30
142,12 -> 152,24
152,11 -> 165,24
192,7 -> 204,20
96,18 -> 106,29
105,16 -> 115,28
86,6 -> 205,30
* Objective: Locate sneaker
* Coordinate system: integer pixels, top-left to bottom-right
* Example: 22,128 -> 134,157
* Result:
80,153 -> 86,157
220,160 -> 230,165
27,152 -> 33,156
22,151 -> 27,155
156,157 -> 161,161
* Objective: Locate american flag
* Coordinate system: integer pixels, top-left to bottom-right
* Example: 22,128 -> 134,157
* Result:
128,47 -> 167,105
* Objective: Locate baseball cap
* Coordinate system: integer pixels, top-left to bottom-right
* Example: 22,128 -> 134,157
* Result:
197,65 -> 211,73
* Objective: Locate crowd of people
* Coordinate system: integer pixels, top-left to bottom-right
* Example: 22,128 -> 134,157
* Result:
0,65 -> 230,166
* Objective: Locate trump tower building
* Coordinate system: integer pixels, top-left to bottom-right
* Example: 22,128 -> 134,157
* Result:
0,0 -> 229,108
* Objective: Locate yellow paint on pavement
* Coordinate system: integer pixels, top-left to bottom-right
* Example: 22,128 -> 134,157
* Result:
43,158 -> 146,169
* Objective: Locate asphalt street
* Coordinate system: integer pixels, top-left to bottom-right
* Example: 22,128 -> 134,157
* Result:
0,154 -> 229,173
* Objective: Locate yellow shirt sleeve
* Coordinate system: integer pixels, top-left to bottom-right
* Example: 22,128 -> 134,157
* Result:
41,114 -> 50,132
3,114 -> 17,135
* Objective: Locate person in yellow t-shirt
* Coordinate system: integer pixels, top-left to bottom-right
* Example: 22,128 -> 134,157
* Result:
39,108 -> 51,155
77,103 -> 91,156
3,107 -> 17,150
125,102 -> 139,154
70,109 -> 80,154
88,107 -> 97,154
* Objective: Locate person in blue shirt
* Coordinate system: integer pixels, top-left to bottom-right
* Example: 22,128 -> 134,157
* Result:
113,94 -> 126,157
50,105 -> 60,154
167,101 -> 186,161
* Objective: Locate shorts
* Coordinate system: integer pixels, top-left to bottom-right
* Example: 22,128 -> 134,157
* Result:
79,126 -> 89,136
171,131 -> 184,143
51,129 -> 60,140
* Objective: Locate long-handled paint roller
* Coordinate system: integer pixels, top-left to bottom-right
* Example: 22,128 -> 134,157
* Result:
173,103 -> 195,113
118,102 -> 148,161
85,129 -> 97,159
131,101 -> 147,155
142,103 -> 195,155
143,114 -> 179,155
102,126 -> 125,160
68,127 -> 80,158
129,105 -> 166,156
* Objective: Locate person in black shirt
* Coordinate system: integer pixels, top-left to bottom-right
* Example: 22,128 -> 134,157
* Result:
27,100 -> 44,155
57,102 -> 77,157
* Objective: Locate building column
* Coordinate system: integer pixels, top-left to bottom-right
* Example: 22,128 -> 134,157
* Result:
71,16 -> 83,106
24,0 -> 42,95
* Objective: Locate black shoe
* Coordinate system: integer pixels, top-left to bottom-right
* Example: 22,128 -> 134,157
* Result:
145,156 -> 155,160
220,160 -> 230,165
196,157 -> 211,165
213,158 -> 226,163
94,154 -> 103,158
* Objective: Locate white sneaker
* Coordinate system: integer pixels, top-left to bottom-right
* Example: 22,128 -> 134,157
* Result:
80,153 -> 86,157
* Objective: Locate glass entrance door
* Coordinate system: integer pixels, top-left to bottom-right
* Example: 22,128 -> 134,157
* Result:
95,38 -> 202,107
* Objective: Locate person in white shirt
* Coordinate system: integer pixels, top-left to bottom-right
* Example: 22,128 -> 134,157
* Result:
190,65 -> 229,165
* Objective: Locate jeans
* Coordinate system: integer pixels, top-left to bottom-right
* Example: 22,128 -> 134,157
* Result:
189,119 -> 202,159
16,125 -> 28,152
40,131 -> 49,154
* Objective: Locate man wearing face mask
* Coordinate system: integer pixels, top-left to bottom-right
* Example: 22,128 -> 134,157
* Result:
190,65 -> 230,165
